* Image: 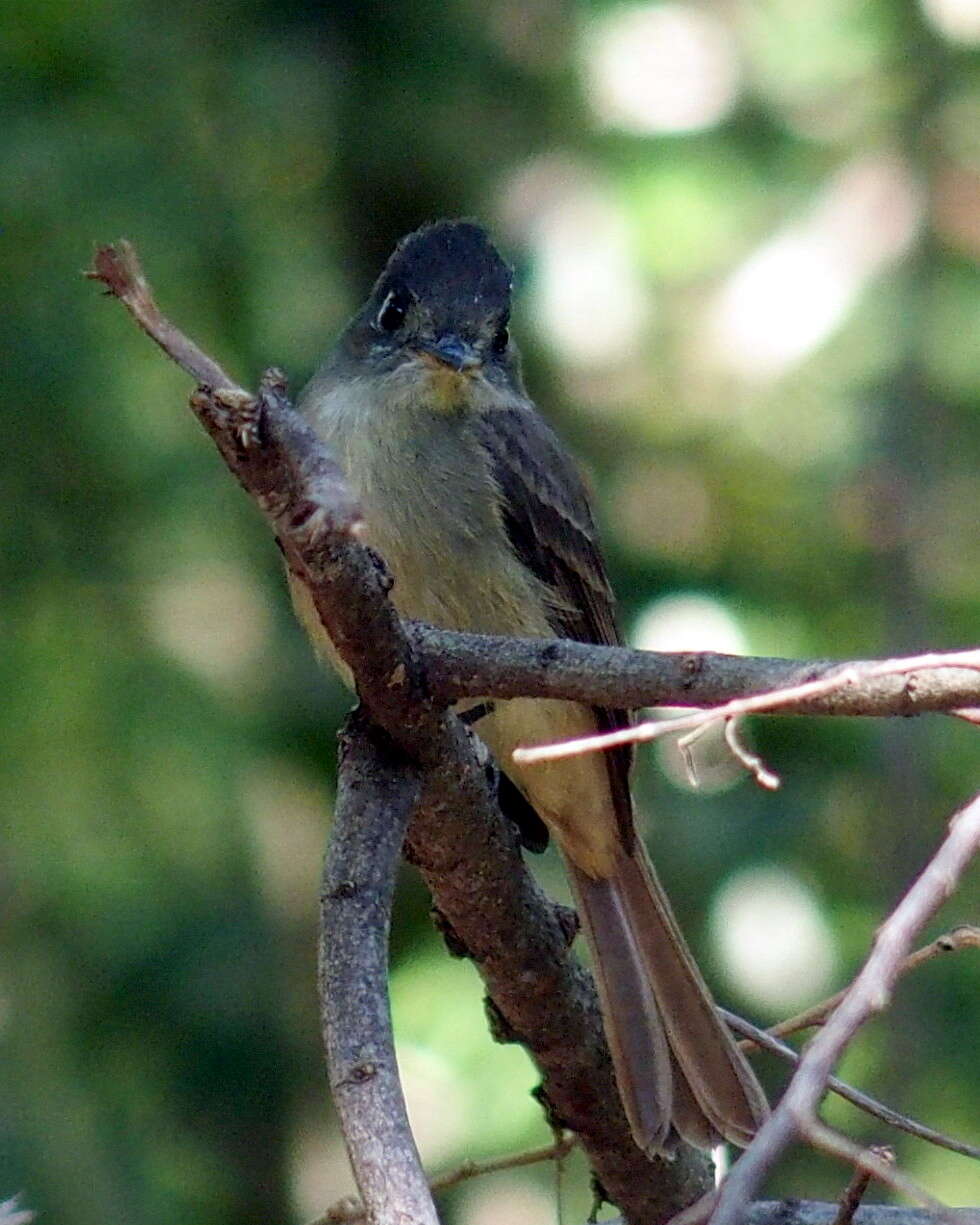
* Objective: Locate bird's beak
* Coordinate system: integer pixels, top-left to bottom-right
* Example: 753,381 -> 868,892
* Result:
417,335 -> 481,373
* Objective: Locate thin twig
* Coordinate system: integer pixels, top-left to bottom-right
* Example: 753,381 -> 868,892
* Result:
832,1148 -> 894,1225
709,792 -> 980,1225
722,718 -> 781,790
804,1122 -> 945,1216
314,1135 -> 577,1224
743,927 -> 980,1046
86,242 -> 238,390
677,721 -> 709,787
514,651 -> 980,765
723,1013 -> 980,1161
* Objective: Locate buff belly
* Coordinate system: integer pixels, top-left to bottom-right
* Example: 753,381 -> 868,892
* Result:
288,563 -> 619,879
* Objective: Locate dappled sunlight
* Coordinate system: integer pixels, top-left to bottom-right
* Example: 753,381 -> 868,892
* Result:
631,593 -> 749,793
582,3 -> 741,134
710,866 -> 839,1013
920,0 -> 980,42
500,154 -> 653,369
708,155 -> 923,379
631,591 -> 748,656
458,1178 -> 557,1225
531,188 -> 652,368
141,560 -> 273,693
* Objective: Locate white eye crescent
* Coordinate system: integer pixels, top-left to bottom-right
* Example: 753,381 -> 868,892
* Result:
377,288 -> 411,332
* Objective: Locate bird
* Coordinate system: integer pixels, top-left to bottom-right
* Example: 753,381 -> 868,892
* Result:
292,218 -> 768,1155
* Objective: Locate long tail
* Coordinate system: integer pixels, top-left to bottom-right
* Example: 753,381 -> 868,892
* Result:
568,845 -> 768,1155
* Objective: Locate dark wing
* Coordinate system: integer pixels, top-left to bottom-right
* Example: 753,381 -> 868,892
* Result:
474,401 -> 635,847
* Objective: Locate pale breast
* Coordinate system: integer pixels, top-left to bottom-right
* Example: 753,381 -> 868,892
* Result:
297,366 -> 620,876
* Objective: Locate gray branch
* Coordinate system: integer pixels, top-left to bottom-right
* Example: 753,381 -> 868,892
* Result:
409,623 -> 980,715
88,245 -> 709,1223
741,1206 -> 980,1225
604,1208 -> 980,1225
319,716 -> 433,1225
88,244 -> 978,1225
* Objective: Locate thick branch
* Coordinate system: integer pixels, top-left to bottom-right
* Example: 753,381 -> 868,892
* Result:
624,1205 -> 980,1225
319,717 -> 433,1225
409,625 -> 980,716
89,242 -> 708,1223
741,1207 -> 980,1225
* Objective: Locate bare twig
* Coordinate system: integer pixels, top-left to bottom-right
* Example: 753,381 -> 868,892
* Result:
721,718 -> 781,790
803,1122 -> 944,1215
429,1135 -> 576,1195
723,1012 -> 980,1162
86,242 -> 237,390
514,651 -> 980,765
747,926 -> 980,1046
832,1148 -> 894,1225
709,792 -> 980,1225
319,717 -> 433,1225
314,1135 -> 577,1224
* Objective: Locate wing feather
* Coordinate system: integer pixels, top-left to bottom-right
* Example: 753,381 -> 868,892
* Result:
474,402 -> 635,848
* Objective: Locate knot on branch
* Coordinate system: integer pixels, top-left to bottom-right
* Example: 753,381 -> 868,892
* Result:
431,906 -> 470,959
532,1083 -> 572,1134
484,994 -> 522,1045
553,902 -> 580,947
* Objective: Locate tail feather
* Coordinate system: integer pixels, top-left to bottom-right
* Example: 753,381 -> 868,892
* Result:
569,847 -> 768,1154
568,868 -> 674,1151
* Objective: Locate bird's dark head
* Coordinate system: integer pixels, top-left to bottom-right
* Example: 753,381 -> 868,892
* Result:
344,221 -> 517,391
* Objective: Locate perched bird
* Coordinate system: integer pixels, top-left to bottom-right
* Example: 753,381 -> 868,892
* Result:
294,219 -> 768,1154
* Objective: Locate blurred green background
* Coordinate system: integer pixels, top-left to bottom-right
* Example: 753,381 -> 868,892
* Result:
3,0 -> 979,1222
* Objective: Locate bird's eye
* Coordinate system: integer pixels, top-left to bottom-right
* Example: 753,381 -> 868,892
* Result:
377,288 -> 411,333
491,324 -> 509,355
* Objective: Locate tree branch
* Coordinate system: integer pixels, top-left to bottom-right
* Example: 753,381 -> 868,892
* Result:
409,624 -> 980,717
88,242 -> 979,1225
710,793 -> 980,1225
319,716 -> 433,1225
723,1012 -> 980,1162
88,241 -> 711,1224
314,1135 -> 576,1224
513,651 -> 980,765
832,1149 -> 893,1225
620,1202 -> 980,1225
746,1204 -> 978,1225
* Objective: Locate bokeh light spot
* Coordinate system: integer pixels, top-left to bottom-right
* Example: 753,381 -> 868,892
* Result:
710,866 -> 839,1013
583,4 -> 741,134
920,0 -> 980,42
631,594 -> 749,793
708,155 -> 923,379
